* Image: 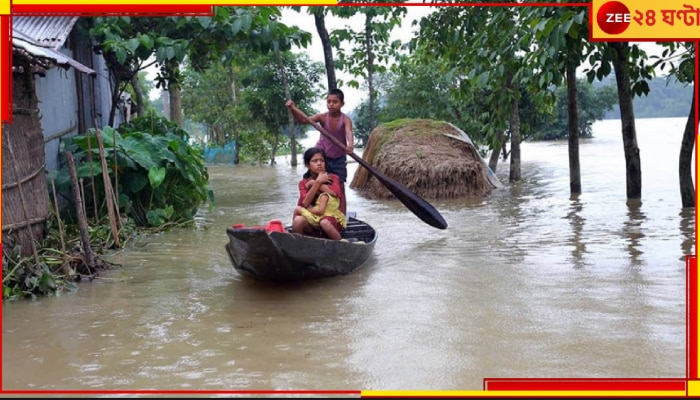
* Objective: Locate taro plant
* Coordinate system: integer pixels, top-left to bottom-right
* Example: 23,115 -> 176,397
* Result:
56,115 -> 209,227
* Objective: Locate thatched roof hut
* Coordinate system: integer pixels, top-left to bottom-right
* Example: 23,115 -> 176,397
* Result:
350,119 -> 495,199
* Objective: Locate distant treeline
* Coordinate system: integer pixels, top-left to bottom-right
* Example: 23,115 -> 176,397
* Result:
598,76 -> 695,119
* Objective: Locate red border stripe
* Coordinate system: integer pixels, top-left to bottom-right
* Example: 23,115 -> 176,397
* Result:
0,390 -> 360,395
689,255 -> 698,379
484,378 -> 687,391
2,15 -> 10,123
12,5 -> 215,16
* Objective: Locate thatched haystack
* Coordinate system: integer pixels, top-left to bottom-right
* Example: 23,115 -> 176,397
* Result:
350,119 -> 493,199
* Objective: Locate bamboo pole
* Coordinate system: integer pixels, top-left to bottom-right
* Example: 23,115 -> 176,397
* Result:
50,179 -> 66,253
112,126 -> 120,224
86,126 -> 98,220
51,179 -> 73,277
66,151 -> 94,270
4,132 -> 41,268
94,129 -> 120,247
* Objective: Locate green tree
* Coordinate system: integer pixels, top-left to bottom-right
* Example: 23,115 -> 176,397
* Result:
521,3 -> 591,194
585,42 -> 656,200
414,5 -> 534,181
532,81 -> 617,141
331,5 -> 406,132
238,51 -> 324,164
87,8 -> 307,127
653,42 -> 696,208
181,63 -> 243,162
288,6 -> 338,91
351,53 -> 489,148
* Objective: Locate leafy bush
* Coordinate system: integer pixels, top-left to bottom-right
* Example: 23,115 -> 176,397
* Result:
56,115 -> 209,227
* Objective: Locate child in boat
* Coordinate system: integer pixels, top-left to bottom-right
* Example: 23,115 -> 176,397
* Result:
293,147 -> 346,240
285,88 -> 354,215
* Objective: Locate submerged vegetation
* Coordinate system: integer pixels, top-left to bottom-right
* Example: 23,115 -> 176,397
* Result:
2,115 -> 209,301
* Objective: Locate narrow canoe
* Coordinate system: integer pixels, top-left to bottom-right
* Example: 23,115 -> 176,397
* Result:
225,216 -> 377,281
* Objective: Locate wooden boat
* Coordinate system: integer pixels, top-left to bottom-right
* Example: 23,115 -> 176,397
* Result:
225,215 -> 377,281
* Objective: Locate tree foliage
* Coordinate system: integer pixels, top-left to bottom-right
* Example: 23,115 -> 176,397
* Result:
87,8 -> 311,126
532,81 -> 617,140
330,6 -> 406,131
239,51 -> 323,163
181,50 -> 323,164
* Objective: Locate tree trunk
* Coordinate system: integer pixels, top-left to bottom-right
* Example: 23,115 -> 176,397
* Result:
130,74 -> 144,117
169,85 -> 183,126
108,74 -> 122,127
314,7 -> 337,91
275,46 -> 297,167
488,130 -> 506,172
679,91 -> 696,208
508,74 -> 521,182
234,136 -> 241,165
168,62 -> 183,126
610,42 -> 642,200
365,18 -> 376,131
270,133 -> 279,165
228,66 -> 241,165
566,62 -> 581,195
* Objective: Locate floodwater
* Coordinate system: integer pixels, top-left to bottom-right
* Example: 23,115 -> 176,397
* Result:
2,117 -> 695,393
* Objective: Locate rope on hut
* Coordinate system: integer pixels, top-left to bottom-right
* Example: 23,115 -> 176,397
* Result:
1,162 -> 45,190
1,215 -> 49,231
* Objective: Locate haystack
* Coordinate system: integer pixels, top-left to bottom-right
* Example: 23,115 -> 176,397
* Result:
350,119 -> 493,199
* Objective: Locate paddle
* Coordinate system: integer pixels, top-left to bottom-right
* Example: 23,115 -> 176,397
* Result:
287,104 -> 448,230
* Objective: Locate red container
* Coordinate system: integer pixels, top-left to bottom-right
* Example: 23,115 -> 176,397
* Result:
266,220 -> 285,233
232,220 -> 285,233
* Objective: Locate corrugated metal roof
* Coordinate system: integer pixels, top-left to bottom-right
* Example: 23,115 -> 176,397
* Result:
12,16 -> 95,75
12,16 -> 78,49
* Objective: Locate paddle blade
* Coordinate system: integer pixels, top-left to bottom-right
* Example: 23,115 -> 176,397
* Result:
370,169 -> 448,230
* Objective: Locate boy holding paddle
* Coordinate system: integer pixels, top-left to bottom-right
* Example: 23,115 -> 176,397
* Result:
286,88 -> 354,215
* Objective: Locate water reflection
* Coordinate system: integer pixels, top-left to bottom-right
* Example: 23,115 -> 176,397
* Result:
566,195 -> 587,268
624,199 -> 647,264
679,208 -> 696,261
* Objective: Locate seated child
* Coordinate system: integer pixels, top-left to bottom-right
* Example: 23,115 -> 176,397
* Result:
293,189 -> 346,240
292,147 -> 347,240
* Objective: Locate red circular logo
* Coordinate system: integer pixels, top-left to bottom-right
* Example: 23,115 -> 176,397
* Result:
597,1 -> 631,35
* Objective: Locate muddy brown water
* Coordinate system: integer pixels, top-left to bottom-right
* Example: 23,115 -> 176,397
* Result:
2,118 -> 694,392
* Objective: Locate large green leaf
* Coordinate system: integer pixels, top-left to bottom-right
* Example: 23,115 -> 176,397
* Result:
120,136 -> 158,170
148,167 -> 166,189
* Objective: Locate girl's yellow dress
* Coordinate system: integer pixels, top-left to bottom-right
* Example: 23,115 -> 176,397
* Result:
299,193 -> 347,228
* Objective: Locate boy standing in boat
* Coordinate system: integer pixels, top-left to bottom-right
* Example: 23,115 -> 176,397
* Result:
285,88 -> 354,215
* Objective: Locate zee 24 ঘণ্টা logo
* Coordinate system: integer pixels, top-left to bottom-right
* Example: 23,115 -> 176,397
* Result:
596,0 -> 700,37
596,1 -> 632,34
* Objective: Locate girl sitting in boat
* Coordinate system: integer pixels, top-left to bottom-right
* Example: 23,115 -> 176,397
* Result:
293,147 -> 347,240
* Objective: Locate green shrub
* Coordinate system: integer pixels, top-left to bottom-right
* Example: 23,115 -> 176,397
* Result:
56,115 -> 209,227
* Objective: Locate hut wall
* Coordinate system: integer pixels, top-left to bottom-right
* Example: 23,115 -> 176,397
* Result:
36,33 -> 124,172
35,59 -> 80,171
2,59 -> 51,257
